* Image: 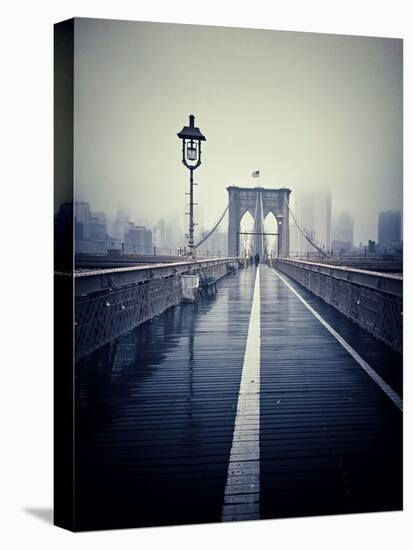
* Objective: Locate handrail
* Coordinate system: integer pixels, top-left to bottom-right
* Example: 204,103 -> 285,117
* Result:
276,258 -> 402,297
75,256 -> 240,278
285,196 -> 331,258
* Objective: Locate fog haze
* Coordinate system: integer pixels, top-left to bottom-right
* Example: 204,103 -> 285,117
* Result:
74,18 -> 402,244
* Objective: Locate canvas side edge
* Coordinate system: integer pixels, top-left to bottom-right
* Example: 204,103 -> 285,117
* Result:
53,17 -> 76,532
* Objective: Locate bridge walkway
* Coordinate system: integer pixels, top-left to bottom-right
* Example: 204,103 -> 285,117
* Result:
260,266 -> 402,521
74,265 -> 402,531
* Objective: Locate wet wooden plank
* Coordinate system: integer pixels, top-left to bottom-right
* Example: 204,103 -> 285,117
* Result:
74,264 -> 402,530
260,266 -> 402,520
75,267 -> 256,530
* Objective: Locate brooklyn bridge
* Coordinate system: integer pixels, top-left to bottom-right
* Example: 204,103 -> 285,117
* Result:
68,182 -> 403,530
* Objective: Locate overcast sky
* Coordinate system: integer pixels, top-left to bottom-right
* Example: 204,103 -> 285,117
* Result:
74,18 -> 402,244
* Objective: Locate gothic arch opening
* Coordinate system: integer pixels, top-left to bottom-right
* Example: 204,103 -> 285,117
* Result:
264,211 -> 278,258
239,210 -> 254,257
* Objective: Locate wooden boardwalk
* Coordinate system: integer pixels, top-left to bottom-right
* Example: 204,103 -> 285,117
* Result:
75,265 -> 402,531
260,267 -> 402,520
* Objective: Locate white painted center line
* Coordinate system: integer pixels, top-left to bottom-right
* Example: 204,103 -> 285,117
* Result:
221,266 -> 261,522
270,267 -> 403,412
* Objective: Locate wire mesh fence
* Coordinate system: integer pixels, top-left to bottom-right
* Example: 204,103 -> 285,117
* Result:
75,260 -> 235,361
276,260 -> 402,353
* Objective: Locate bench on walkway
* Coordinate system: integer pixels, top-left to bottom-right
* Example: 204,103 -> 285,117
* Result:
198,271 -> 217,296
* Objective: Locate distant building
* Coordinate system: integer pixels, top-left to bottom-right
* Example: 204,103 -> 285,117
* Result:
90,211 -> 108,241
124,225 -> 153,254
117,207 -> 131,223
75,221 -> 84,240
165,220 -> 185,253
74,201 -> 91,240
198,228 -> 228,257
153,219 -> 166,250
315,190 -> 332,251
332,212 -> 353,254
113,219 -> 129,242
378,211 -> 401,250
92,211 -> 106,224
113,208 -> 132,243
291,189 -> 332,255
74,201 -> 120,254
331,240 -> 352,255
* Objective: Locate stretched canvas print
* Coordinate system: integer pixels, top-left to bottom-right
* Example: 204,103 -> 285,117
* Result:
54,18 -> 403,531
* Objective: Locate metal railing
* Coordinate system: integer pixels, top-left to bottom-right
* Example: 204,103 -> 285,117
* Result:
74,257 -> 239,361
276,259 -> 402,353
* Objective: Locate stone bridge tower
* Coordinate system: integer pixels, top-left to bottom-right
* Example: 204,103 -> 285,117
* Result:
227,186 -> 291,258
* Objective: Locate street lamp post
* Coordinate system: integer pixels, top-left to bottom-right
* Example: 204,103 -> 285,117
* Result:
177,114 -> 206,258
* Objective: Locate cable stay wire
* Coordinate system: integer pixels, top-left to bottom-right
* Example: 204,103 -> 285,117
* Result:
284,196 -> 331,258
188,193 -> 233,254
185,191 -> 330,259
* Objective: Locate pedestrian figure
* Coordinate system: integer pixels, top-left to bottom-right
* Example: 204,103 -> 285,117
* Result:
249,255 -> 253,266
254,253 -> 260,266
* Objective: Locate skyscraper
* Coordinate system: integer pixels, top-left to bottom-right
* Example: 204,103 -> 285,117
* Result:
124,225 -> 153,254
153,219 -> 166,250
331,212 -> 354,254
291,189 -> 332,254
113,208 -> 132,243
74,201 -> 91,240
90,211 -> 108,240
378,211 -> 401,249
